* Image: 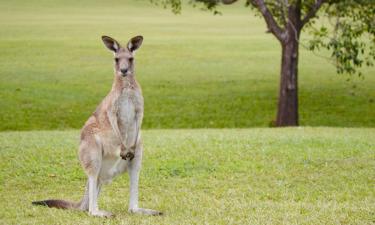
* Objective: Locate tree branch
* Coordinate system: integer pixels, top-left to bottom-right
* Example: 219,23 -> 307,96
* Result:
251,0 -> 286,42
301,0 -> 326,25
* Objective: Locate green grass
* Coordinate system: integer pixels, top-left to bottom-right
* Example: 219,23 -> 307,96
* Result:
0,128 -> 374,224
0,0 -> 374,131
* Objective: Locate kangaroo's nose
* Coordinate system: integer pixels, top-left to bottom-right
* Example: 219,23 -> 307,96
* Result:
120,68 -> 128,75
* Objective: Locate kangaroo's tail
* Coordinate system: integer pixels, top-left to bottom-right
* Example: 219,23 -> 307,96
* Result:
32,199 -> 80,209
32,181 -> 89,210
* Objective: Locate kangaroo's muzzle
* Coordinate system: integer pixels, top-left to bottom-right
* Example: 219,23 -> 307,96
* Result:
120,68 -> 128,76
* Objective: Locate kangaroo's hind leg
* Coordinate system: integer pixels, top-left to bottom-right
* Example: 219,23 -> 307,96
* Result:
79,136 -> 112,217
127,142 -> 162,215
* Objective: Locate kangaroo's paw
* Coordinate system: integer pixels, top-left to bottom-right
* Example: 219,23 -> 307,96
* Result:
120,151 -> 134,160
129,208 -> 163,216
89,210 -> 113,218
120,144 -> 136,160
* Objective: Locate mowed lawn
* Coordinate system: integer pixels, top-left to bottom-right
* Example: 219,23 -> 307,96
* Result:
0,128 -> 374,224
0,0 -> 374,131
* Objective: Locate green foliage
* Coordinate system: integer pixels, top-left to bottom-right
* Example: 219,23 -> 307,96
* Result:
150,0 -> 182,14
308,0 -> 375,76
1,128 -> 374,224
157,0 -> 375,77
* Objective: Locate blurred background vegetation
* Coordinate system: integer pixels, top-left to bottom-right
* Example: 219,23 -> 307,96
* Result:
0,0 -> 374,131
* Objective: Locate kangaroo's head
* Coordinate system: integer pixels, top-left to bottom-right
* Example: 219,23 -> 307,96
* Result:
101,35 -> 143,77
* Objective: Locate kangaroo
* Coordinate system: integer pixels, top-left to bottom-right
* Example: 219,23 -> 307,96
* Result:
32,35 -> 162,217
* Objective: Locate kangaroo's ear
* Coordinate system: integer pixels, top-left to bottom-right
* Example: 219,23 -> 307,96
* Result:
102,36 -> 120,52
127,35 -> 143,52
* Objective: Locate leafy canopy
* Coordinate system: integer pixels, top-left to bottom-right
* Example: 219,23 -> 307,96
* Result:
154,0 -> 375,76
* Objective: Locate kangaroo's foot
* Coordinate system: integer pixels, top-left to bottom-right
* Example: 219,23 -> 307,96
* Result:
89,210 -> 113,218
129,208 -> 163,216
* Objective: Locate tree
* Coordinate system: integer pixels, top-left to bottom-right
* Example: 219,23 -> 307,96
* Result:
155,0 -> 375,126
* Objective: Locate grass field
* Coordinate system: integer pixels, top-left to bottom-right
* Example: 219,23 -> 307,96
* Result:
0,128 -> 374,224
1,1 -> 374,224
0,0 -> 374,131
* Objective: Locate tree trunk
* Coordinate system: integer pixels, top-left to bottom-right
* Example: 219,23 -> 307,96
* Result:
275,29 -> 300,126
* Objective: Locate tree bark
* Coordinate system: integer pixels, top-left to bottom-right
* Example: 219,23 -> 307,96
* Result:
275,6 -> 301,126
276,38 -> 299,126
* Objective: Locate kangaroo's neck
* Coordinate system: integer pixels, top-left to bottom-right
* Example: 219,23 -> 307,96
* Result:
111,74 -> 139,92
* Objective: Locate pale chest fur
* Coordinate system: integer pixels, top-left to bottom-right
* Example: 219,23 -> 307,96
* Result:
116,87 -> 144,139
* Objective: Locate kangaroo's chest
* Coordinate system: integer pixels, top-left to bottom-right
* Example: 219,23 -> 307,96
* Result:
117,88 -> 144,126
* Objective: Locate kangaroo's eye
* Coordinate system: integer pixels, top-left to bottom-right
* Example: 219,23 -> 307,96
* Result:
114,58 -> 119,63
129,57 -> 134,63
